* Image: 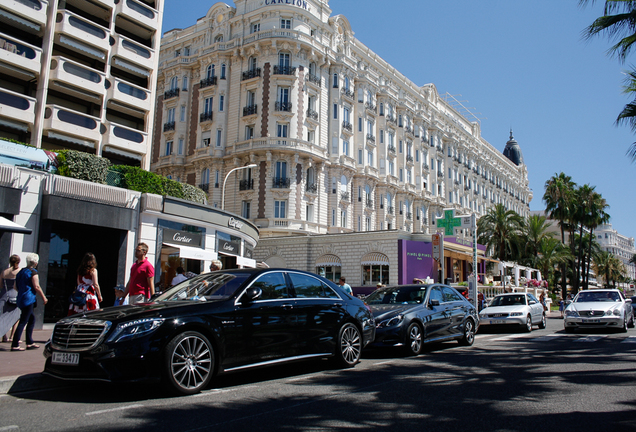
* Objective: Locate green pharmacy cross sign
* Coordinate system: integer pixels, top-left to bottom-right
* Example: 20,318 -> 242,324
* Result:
436,209 -> 463,236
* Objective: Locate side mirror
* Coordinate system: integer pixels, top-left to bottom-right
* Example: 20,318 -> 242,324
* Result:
626,298 -> 632,304
241,286 -> 262,303
529,300 -> 536,305
430,299 -> 440,307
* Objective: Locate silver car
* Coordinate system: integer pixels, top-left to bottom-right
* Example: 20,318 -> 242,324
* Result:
564,289 -> 634,333
479,293 -> 546,332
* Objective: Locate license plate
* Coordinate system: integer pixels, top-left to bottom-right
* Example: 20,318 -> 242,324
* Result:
52,352 -> 80,365
490,320 -> 506,324
583,319 -> 600,323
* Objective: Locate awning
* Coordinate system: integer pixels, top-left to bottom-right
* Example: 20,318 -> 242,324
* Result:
0,216 -> 31,234
315,254 -> 341,267
59,35 -> 105,60
0,9 -> 41,32
113,57 -> 150,77
361,252 -> 389,266
163,243 -> 217,261
102,145 -> 143,161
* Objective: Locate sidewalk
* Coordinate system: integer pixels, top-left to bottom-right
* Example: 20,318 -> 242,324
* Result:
0,324 -> 59,395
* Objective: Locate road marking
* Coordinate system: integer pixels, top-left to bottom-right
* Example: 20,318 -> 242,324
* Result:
620,336 -> 636,343
0,426 -> 19,431
573,336 -> 607,343
85,404 -> 144,416
490,333 -> 530,341
373,360 -> 395,366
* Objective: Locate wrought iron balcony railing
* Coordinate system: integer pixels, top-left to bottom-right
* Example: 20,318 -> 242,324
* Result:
199,76 -> 217,89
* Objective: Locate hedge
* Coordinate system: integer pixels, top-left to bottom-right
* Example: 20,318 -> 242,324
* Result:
55,150 -> 207,204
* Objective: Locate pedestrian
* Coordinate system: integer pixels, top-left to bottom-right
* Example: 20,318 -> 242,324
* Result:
113,285 -> 128,306
68,253 -> 103,316
0,254 -> 21,342
376,283 -> 385,289
121,243 -> 155,305
171,267 -> 187,286
338,276 -> 352,295
11,253 -> 48,351
539,290 -> 546,312
209,259 -> 222,272
559,298 -> 565,318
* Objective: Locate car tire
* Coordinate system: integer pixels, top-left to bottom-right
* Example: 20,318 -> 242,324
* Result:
628,312 -> 635,329
524,315 -> 532,332
458,318 -> 475,346
620,314 -> 628,333
333,322 -> 361,368
403,322 -> 423,356
538,313 -> 547,329
164,331 -> 214,395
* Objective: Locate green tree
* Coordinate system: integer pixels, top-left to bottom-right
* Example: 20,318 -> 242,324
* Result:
519,214 -> 555,268
477,204 -> 524,262
536,237 -> 572,294
582,191 -> 610,289
581,0 -> 636,160
593,250 -> 626,287
543,172 -> 577,299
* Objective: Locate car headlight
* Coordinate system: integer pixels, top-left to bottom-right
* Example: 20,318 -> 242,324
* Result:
377,314 -> 404,329
509,312 -> 523,317
605,309 -> 621,317
565,310 -> 579,317
106,318 -> 165,343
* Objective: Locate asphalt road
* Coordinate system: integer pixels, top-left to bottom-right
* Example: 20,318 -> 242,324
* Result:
2,317 -> 636,432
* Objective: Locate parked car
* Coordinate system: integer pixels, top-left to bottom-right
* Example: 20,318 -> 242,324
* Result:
564,289 -> 634,333
43,268 -> 375,395
364,284 -> 479,356
479,292 -> 546,332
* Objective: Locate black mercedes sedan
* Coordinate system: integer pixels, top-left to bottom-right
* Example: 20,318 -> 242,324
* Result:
43,268 -> 375,395
365,284 -> 478,355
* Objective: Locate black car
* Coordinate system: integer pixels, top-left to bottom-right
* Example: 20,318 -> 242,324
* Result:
43,268 -> 375,395
365,284 -> 479,355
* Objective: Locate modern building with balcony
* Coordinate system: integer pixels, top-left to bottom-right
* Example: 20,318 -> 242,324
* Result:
0,0 -> 163,169
151,0 -> 532,286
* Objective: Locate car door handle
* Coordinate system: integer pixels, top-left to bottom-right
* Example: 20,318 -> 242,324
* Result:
281,304 -> 294,310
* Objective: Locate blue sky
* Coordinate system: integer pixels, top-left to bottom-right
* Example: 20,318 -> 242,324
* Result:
162,1 -> 636,240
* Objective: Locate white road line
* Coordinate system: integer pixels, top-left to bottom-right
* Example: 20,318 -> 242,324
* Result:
85,404 -> 144,416
573,335 -> 607,343
490,333 -> 530,341
620,336 -> 636,343
0,426 -> 20,431
373,360 -> 396,366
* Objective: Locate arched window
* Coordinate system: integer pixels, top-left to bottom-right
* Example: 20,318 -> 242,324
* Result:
379,103 -> 384,115
340,175 -> 347,192
309,62 -> 316,76
221,63 -> 226,79
365,184 -> 371,199
170,76 -> 178,90
361,252 -> 390,285
275,160 -> 287,180
207,64 -> 215,79
344,76 -> 350,91
332,73 -> 338,88
249,56 -> 257,71
306,166 -> 315,186
214,34 -> 223,43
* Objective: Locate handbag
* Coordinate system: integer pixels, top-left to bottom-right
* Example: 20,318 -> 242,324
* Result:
69,288 -> 87,306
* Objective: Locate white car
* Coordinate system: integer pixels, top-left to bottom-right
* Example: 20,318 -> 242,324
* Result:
479,292 -> 546,332
564,289 -> 634,333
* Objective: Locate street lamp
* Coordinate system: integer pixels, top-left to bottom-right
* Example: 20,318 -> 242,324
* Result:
221,164 -> 257,210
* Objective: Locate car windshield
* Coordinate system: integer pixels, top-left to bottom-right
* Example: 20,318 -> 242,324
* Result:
365,286 -> 428,305
575,291 -> 620,302
490,295 -> 527,307
156,272 -> 251,302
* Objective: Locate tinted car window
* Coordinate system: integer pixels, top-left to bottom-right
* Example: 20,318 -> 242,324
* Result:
442,287 -> 462,302
429,286 -> 443,304
289,273 -> 322,298
490,295 -> 526,306
365,286 -> 428,305
253,272 -> 289,300
528,294 -> 539,303
158,272 -> 249,301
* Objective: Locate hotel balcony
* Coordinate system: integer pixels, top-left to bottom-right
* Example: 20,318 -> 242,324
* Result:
43,104 -> 101,144
200,111 -> 213,123
54,10 -> 110,54
106,76 -> 152,113
0,88 -> 36,128
115,0 -> 159,31
272,177 -> 291,188
239,179 -> 254,191
103,121 -> 148,157
243,105 -> 257,117
1,0 -> 49,28
49,56 -> 106,101
110,34 -> 155,72
228,137 -> 328,159
275,101 -> 292,112
0,32 -> 43,79
199,76 -> 217,89
241,68 -> 260,81
273,65 -> 296,76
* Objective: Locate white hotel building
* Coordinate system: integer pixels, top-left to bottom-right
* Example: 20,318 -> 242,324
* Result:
595,224 -> 636,283
152,0 -> 532,240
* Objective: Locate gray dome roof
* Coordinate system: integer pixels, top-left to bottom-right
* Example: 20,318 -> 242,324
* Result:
503,130 -> 524,166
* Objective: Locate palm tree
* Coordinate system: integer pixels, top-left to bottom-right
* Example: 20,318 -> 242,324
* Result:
476,204 -> 524,262
581,0 -> 636,160
535,237 -> 572,294
520,214 -> 555,268
583,191 -> 610,289
543,173 -> 576,299
593,250 -> 626,288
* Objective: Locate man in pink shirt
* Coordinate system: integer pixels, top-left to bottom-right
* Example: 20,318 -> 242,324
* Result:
122,242 -> 155,305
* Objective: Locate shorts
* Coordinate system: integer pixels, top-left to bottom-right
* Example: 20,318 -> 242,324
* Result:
129,294 -> 149,305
